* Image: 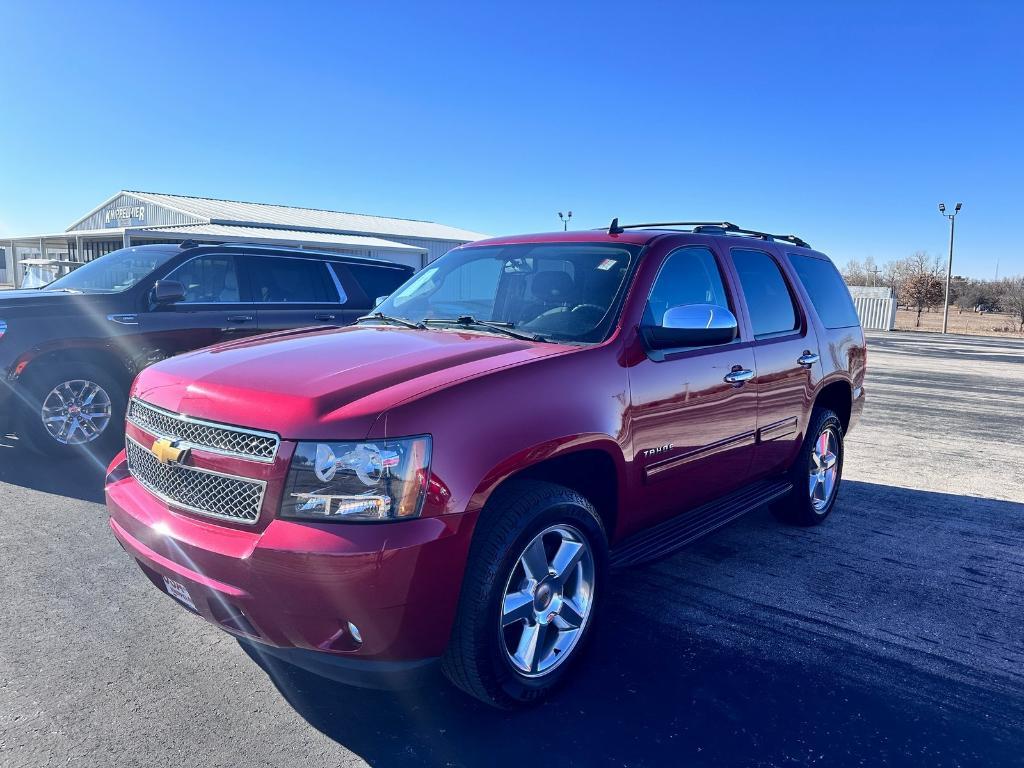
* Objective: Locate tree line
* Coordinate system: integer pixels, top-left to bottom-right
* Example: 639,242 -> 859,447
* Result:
842,253 -> 1024,331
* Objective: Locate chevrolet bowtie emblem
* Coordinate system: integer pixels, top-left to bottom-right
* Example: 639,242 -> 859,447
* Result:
151,438 -> 190,466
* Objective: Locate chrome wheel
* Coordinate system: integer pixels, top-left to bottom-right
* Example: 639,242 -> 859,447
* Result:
40,379 -> 113,445
500,523 -> 595,678
808,426 -> 840,513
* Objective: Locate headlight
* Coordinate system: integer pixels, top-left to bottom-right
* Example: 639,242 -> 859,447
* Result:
281,436 -> 431,522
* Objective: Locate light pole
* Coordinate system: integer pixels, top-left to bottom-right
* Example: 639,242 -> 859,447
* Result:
938,202 -> 962,334
558,211 -> 573,231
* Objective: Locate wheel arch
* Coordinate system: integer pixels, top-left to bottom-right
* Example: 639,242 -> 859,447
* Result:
813,377 -> 853,434
469,436 -> 626,544
12,342 -> 136,388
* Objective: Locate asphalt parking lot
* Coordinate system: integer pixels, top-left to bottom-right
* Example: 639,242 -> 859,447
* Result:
1,331 -> 1022,768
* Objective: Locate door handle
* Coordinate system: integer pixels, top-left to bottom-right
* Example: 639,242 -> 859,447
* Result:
797,351 -> 820,368
226,314 -> 254,323
313,313 -> 337,321
724,368 -> 755,386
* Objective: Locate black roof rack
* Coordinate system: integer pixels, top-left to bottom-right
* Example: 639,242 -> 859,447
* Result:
606,218 -> 809,248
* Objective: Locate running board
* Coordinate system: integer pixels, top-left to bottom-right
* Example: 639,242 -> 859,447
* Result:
610,479 -> 793,568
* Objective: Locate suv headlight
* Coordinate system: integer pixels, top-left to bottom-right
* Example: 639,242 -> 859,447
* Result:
281,436 -> 431,522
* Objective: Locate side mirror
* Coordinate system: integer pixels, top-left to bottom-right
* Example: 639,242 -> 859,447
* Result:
152,279 -> 186,305
642,303 -> 738,350
374,295 -> 388,308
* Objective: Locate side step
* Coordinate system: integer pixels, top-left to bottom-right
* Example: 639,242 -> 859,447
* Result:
609,479 -> 793,568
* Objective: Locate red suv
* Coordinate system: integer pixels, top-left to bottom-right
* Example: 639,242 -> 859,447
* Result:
106,221 -> 866,708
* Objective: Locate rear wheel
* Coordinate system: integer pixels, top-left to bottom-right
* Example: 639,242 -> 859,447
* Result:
772,407 -> 844,526
20,363 -> 126,458
442,479 -> 607,708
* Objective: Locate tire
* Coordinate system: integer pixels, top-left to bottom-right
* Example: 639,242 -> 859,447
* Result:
19,362 -> 127,459
772,407 -> 845,526
442,479 -> 608,708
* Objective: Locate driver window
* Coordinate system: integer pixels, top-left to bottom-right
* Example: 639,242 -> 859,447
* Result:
165,255 -> 240,304
644,247 -> 729,326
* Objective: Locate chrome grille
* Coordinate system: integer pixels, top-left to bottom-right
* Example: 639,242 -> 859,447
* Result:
125,436 -> 265,524
127,398 -> 279,462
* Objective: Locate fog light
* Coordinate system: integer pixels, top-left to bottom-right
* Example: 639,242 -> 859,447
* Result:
346,621 -> 363,645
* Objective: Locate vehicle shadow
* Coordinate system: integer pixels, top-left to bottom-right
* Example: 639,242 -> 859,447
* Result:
0,433 -> 112,503
241,481 -> 1024,767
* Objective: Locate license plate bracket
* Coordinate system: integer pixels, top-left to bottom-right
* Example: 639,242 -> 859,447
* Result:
162,575 -> 197,612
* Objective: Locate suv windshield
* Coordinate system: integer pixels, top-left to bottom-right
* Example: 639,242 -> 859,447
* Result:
372,242 -> 640,343
44,246 -> 178,293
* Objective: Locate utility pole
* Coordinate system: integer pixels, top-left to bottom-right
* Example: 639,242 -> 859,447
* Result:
937,202 -> 962,334
867,266 -> 882,287
558,211 -> 573,231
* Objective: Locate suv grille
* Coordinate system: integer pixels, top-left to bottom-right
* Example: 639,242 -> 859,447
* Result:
125,436 -> 266,524
127,399 -> 279,462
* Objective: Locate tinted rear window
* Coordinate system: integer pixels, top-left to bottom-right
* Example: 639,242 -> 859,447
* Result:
247,256 -> 336,302
336,262 -> 411,308
731,249 -> 799,338
788,253 -> 860,329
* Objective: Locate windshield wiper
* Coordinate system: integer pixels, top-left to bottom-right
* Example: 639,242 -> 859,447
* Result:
356,312 -> 426,329
423,316 -> 548,342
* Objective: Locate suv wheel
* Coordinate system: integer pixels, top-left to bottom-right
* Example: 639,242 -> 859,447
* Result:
772,407 -> 845,526
442,479 -> 607,708
21,363 -> 126,457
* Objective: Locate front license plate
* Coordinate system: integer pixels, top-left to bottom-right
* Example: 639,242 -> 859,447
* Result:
163,576 -> 197,611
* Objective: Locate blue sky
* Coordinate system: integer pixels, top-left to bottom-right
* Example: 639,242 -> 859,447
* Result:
1,1 -> 1021,278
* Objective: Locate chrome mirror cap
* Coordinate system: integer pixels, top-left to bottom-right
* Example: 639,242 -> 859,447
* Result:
643,303 -> 738,350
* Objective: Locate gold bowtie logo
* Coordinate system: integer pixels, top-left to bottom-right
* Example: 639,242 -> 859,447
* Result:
152,438 -> 190,466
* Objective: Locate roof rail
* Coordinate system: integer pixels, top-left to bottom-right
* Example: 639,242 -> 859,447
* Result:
606,219 -> 809,248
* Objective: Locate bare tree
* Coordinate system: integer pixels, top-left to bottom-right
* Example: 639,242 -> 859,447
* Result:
1001,276 -> 1024,332
841,256 -> 880,286
896,251 -> 945,327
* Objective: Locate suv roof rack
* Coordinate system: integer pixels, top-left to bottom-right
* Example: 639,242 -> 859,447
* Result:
606,218 -> 810,248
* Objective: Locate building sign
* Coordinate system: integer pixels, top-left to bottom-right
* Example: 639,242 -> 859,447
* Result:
104,204 -> 146,225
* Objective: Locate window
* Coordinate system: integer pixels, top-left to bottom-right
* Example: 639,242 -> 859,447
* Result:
166,254 -> 240,303
44,246 -> 178,293
788,253 -> 860,329
376,243 -> 638,343
337,262 -> 412,308
643,246 -> 730,327
247,256 -> 336,303
731,249 -> 798,337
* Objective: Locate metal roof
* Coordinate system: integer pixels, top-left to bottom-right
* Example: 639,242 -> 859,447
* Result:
847,285 -> 894,298
135,224 -> 426,253
72,190 -> 488,243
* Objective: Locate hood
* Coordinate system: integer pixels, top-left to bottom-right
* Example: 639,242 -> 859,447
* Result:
133,325 -> 569,439
0,289 -> 101,312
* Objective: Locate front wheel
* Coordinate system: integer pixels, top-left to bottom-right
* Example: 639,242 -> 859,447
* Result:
442,479 -> 607,708
772,407 -> 845,526
20,363 -> 127,458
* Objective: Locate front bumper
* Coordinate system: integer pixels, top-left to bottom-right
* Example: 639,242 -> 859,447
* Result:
106,453 -> 476,674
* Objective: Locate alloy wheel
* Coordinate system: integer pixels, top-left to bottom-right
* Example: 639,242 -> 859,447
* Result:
808,426 -> 840,512
500,523 -> 596,678
40,379 -> 113,445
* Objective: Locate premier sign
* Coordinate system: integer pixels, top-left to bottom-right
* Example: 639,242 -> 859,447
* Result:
104,205 -> 146,224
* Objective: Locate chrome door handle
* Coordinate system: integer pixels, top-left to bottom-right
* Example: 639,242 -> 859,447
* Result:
797,352 -> 820,368
724,368 -> 755,385
227,314 -> 254,323
313,313 -> 337,321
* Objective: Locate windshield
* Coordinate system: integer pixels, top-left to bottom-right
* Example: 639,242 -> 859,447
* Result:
44,246 -> 178,293
373,242 -> 639,343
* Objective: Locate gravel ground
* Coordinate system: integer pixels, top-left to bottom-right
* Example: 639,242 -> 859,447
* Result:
0,331 -> 1021,767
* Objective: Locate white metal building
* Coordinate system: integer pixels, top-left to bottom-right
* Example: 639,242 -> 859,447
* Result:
2,190 -> 488,286
848,285 -> 897,331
